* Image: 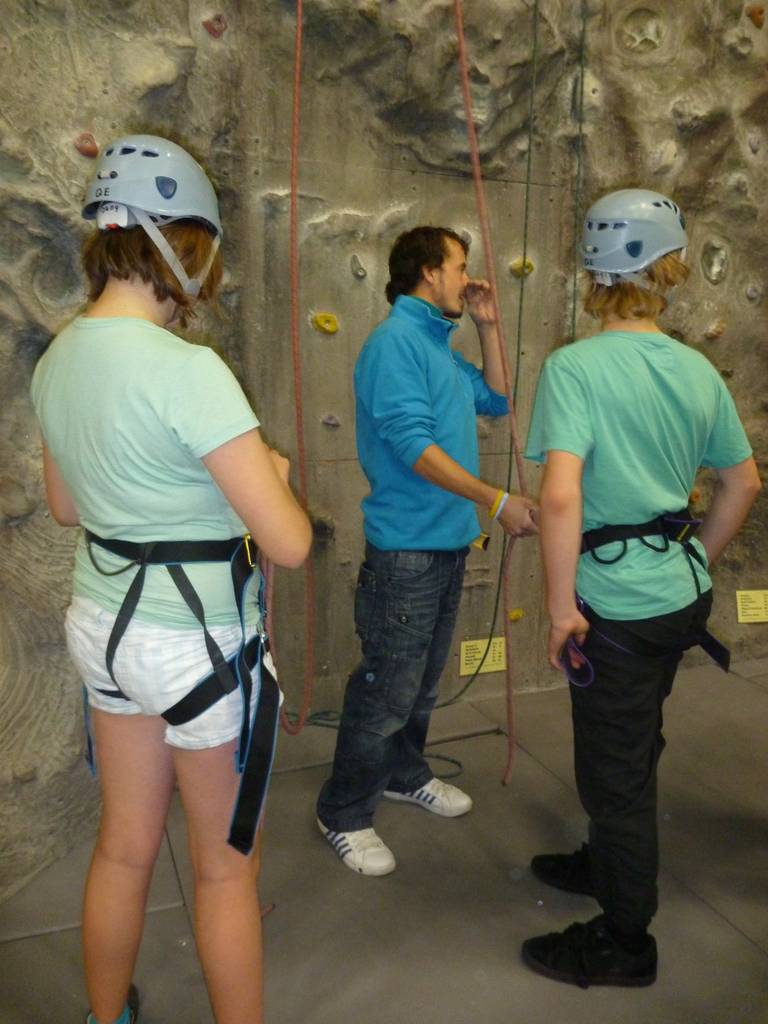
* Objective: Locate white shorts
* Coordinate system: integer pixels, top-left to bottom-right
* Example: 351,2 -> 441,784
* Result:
66,595 -> 271,751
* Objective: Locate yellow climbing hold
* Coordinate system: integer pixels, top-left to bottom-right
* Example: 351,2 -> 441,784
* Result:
311,312 -> 339,334
509,257 -> 534,279
508,607 -> 524,622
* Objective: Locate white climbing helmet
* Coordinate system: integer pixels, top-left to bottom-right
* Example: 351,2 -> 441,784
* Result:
582,189 -> 687,288
82,135 -> 222,297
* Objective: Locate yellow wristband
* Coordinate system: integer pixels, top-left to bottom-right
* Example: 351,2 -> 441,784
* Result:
488,489 -> 505,519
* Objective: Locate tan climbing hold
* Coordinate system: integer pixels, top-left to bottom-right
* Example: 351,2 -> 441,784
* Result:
704,318 -> 726,340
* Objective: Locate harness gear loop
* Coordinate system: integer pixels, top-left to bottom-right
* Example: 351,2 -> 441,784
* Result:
83,529 -> 279,855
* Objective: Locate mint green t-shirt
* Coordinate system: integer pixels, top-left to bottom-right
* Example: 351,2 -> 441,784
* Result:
31,316 -> 262,627
525,330 -> 752,619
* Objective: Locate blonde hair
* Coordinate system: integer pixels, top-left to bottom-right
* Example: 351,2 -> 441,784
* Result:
583,250 -> 689,321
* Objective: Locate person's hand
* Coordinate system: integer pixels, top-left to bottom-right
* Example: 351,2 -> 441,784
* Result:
496,494 -> 539,537
464,279 -> 496,326
548,612 -> 590,673
268,448 -> 291,484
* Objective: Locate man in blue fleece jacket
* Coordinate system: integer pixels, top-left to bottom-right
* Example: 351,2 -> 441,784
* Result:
316,226 -> 537,875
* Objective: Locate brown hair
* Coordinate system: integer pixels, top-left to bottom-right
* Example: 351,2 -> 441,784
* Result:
82,220 -> 223,328
583,250 -> 689,322
385,226 -> 469,305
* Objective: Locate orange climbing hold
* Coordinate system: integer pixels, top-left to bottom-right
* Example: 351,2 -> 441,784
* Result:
74,132 -> 98,158
746,4 -> 765,29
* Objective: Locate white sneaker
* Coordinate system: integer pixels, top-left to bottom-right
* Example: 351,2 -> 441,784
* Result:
316,818 -> 396,876
383,777 -> 472,817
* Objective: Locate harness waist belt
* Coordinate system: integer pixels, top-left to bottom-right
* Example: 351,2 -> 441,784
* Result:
578,509 -> 729,673
84,531 -> 246,564
581,507 -> 698,556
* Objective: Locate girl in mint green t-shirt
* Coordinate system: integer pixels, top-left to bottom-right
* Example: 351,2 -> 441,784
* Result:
31,136 -> 311,1024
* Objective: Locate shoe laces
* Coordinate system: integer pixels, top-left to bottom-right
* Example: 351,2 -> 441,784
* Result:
423,778 -> 452,800
346,828 -> 386,853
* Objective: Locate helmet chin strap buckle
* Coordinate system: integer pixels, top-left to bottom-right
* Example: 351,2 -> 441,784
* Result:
592,268 -> 657,293
96,202 -> 129,230
593,271 -> 615,287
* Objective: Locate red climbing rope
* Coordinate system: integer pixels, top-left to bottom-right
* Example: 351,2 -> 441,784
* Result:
280,0 -> 317,736
453,0 -> 529,784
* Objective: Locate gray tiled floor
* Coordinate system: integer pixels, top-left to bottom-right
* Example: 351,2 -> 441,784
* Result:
2,660 -> 767,1023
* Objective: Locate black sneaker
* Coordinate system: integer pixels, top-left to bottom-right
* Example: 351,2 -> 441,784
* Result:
530,842 -> 595,896
521,915 -> 657,988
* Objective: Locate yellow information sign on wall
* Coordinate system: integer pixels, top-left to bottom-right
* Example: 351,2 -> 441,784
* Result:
736,590 -> 768,623
459,636 -> 507,676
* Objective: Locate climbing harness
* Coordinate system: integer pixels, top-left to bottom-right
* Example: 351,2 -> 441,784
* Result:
84,530 -> 280,855
581,508 -> 701,563
565,508 -> 731,684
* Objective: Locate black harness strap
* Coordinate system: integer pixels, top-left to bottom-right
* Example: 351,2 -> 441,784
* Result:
228,650 -> 281,855
581,507 -> 696,561
84,529 -> 279,854
579,508 -> 730,672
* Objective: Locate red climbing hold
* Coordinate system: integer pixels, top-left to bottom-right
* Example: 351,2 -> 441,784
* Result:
74,132 -> 98,158
203,13 -> 228,38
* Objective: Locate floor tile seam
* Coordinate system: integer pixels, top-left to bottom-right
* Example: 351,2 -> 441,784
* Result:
730,659 -> 768,679
660,871 -> 768,960
729,670 -> 768,695
0,921 -> 81,943
0,899 -> 187,945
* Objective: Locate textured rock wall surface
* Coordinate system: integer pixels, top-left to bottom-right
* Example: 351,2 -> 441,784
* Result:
1,0 -> 765,899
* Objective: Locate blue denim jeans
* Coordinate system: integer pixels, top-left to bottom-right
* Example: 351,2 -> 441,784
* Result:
316,542 -> 468,831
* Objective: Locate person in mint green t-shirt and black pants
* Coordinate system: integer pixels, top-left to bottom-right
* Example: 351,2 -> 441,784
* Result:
521,190 -> 761,988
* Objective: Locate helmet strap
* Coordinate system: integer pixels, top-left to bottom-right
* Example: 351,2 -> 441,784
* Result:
133,207 -> 219,298
616,270 -> 654,290
594,269 -> 655,292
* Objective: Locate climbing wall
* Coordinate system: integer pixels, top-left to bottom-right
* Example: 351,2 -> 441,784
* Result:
1,0 -> 766,899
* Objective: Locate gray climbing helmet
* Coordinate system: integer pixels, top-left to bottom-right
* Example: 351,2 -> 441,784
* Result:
82,135 -> 222,297
582,189 -> 687,288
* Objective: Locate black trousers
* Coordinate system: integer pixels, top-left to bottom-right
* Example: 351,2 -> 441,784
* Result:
570,590 -> 713,935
